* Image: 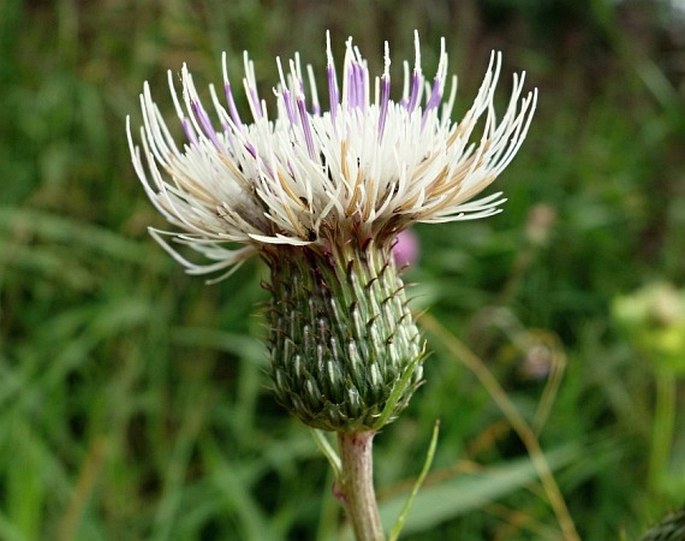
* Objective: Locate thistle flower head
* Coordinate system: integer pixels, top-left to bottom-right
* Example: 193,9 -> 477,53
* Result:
128,31 -> 536,279
128,33 -> 537,431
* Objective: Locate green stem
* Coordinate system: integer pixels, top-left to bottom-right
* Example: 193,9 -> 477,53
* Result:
336,431 -> 385,541
649,370 -> 675,493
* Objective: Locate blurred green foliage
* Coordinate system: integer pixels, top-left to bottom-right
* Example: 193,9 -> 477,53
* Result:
1,0 -> 684,539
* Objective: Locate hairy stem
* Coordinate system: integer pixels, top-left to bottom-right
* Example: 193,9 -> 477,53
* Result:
336,431 -> 385,541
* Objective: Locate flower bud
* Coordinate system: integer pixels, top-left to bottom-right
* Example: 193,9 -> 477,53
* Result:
266,239 -> 424,431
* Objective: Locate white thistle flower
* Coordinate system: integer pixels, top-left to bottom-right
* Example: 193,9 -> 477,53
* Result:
127,32 -> 537,431
127,31 -> 537,281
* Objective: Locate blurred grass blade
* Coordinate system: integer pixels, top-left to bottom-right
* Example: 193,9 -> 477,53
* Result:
388,420 -> 440,541
311,429 -> 342,479
0,207 -> 168,268
380,445 -> 579,536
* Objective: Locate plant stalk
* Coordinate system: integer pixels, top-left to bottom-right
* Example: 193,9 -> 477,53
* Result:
649,370 -> 676,493
336,431 -> 385,541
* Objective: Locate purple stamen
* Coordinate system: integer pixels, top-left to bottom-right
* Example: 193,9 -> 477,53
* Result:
191,100 -> 221,148
348,66 -> 356,108
421,77 -> 444,126
281,88 -> 298,126
326,32 -> 340,121
181,117 -> 199,147
244,142 -> 257,158
276,57 -> 298,127
243,53 -> 263,121
345,62 -> 356,109
297,97 -> 316,159
347,61 -> 367,110
406,70 -> 420,112
358,63 -> 368,111
354,63 -> 364,109
326,63 -> 340,122
327,63 -> 339,121
224,81 -> 243,128
425,77 -> 443,111
378,41 -> 391,142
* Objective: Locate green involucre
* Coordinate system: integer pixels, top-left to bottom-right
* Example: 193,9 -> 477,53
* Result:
266,239 -> 425,431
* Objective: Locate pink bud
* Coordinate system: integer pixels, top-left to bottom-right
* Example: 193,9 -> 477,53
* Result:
393,229 -> 419,267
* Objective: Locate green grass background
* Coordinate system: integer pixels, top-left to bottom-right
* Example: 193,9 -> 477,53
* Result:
1,0 -> 684,539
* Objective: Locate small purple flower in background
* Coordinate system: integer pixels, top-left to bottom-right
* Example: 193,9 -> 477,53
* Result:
393,229 -> 419,267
